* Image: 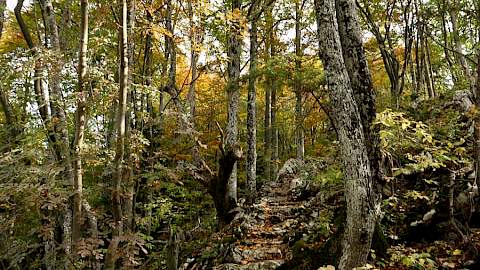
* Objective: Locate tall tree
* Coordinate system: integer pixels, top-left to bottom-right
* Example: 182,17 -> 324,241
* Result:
264,4 -> 273,182
295,0 -> 305,160
315,0 -> 378,268
449,0 -> 475,88
40,0 -> 73,174
357,0 -> 414,107
225,0 -> 242,206
246,0 -> 259,204
105,0 -> 130,267
15,0 -> 55,155
187,0 -> 202,125
72,0 -> 89,250
0,0 -> 18,140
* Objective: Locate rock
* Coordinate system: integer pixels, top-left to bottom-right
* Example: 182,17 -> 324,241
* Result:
276,158 -> 304,181
216,260 -> 284,270
289,177 -> 306,200
450,90 -> 474,112
422,209 -> 436,223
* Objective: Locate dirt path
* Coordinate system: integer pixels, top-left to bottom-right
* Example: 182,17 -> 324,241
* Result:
212,175 -> 313,269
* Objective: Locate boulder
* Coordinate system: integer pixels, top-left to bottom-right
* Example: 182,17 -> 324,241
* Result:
276,158 -> 304,181
289,177 -> 307,200
451,90 -> 474,112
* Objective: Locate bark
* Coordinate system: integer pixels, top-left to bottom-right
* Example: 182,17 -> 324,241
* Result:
105,0 -> 129,267
187,0 -> 202,126
315,0 -> 377,268
114,0 -> 129,239
271,76 -> 279,178
416,17 -> 425,97
41,0 -> 72,179
246,0 -> 258,205
72,0 -> 89,251
225,0 -> 242,206
295,1 -> 305,160
336,0 -> 381,187
15,0 -> 50,129
166,227 -> 184,270
204,143 -> 243,228
163,0 -> 187,131
143,0 -> 154,140
15,1 -> 66,266
424,37 -> 435,99
60,0 -> 72,49
123,0 -> 136,234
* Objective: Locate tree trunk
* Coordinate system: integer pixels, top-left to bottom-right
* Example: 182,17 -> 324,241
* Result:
225,0 -> 242,207
475,54 -> 480,190
336,0 -> 380,186
0,0 -> 4,38
438,0 -> 456,83
271,78 -> 279,178
263,5 -> 273,182
424,36 -> 435,99
105,0 -> 129,267
2,0 -> 20,140
416,18 -> 426,98
295,1 -> 305,160
72,0 -> 89,251
123,0 -> 136,235
187,0 -> 201,126
315,0 -> 377,269
449,3 -> 475,88
15,0 -> 57,157
246,1 -> 258,205
41,0 -> 73,181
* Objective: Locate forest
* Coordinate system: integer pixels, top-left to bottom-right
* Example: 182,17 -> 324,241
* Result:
0,0 -> 480,269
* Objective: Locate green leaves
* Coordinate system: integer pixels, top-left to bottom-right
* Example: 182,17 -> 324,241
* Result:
375,109 -> 468,177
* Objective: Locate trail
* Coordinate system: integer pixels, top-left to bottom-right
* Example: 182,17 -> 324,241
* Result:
183,159 -> 330,270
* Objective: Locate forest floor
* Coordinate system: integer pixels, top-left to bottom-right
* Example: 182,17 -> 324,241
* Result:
181,159 -> 340,270
181,159 -> 480,270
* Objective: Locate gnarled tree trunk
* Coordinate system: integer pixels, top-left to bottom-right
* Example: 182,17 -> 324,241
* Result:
225,0 -> 242,208
315,0 -> 378,268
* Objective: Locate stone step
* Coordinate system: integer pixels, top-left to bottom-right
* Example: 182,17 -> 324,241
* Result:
214,260 -> 284,270
239,239 -> 284,246
237,245 -> 287,261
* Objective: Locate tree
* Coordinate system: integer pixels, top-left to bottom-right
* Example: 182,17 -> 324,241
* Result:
246,0 -> 259,204
105,0 -> 130,267
72,0 -> 89,251
357,0 -> 414,107
295,0 -> 305,160
0,0 -> 18,141
225,0 -> 242,208
315,0 -> 378,268
264,3 -> 273,182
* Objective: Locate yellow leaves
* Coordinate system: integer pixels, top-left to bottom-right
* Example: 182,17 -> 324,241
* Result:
0,23 -> 27,53
226,8 -> 247,35
451,249 -> 462,256
150,25 -> 173,41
